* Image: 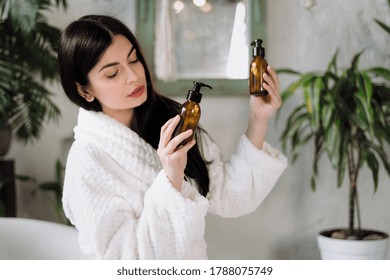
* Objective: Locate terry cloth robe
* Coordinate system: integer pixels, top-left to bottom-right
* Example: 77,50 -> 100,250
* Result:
62,108 -> 287,259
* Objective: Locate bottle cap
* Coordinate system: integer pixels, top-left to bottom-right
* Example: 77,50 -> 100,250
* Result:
187,81 -> 212,103
251,39 -> 265,57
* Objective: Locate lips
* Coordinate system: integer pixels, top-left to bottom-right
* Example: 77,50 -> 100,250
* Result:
128,85 -> 145,98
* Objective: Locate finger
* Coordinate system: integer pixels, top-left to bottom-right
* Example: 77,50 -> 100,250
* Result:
175,139 -> 196,155
263,69 -> 279,93
263,74 -> 278,98
263,82 -> 282,108
263,82 -> 279,101
159,115 -> 180,147
263,67 -> 281,99
168,129 -> 193,151
262,73 -> 281,101
262,72 -> 279,97
267,65 -> 280,92
263,78 -> 281,100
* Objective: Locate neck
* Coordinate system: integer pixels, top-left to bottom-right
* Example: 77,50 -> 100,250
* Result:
103,107 -> 134,127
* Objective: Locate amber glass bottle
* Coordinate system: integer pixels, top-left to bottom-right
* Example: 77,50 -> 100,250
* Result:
172,81 -> 212,146
249,39 -> 268,96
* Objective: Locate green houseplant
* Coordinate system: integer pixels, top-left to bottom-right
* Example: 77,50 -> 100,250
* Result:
278,51 -> 390,258
0,0 -> 67,155
0,0 -> 67,217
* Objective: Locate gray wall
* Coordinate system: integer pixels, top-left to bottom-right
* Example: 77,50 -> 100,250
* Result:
7,0 -> 390,259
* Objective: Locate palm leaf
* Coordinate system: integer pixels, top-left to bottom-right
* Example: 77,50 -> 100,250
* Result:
327,50 -> 339,74
350,51 -> 364,72
6,66 -> 60,142
0,0 -> 65,144
374,19 -> 390,35
366,67 -> 390,81
8,0 -> 39,35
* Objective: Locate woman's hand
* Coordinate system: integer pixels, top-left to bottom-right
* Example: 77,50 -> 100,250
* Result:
246,65 -> 282,149
157,115 -> 196,191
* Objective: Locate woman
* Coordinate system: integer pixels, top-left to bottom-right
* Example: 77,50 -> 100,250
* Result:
58,14 -> 287,259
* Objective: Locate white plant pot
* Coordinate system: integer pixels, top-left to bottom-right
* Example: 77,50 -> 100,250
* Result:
317,229 -> 389,260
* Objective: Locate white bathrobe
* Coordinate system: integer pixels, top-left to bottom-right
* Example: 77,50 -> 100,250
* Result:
62,108 -> 287,259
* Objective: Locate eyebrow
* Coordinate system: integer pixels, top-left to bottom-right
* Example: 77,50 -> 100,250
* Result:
98,46 -> 135,73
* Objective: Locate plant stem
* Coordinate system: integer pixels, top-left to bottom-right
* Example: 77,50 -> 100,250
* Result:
355,187 -> 361,231
347,144 -> 358,235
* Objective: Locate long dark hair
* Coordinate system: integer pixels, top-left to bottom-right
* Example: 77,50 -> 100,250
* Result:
57,15 -> 209,196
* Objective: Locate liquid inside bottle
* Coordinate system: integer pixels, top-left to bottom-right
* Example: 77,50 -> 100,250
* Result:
249,39 -> 268,96
172,101 -> 200,146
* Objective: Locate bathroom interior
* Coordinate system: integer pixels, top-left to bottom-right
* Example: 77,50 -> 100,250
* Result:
1,0 -> 390,260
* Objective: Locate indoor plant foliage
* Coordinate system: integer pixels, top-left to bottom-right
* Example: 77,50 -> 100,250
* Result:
278,51 -> 390,240
0,0 -> 67,148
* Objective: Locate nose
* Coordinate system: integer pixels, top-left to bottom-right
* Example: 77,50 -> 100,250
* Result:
125,65 -> 138,84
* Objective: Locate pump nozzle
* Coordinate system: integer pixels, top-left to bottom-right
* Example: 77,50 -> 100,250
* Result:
187,81 -> 212,103
251,39 -> 265,57
251,39 -> 263,47
192,81 -> 212,92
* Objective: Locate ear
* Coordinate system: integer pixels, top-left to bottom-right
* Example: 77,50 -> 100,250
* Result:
76,83 -> 95,102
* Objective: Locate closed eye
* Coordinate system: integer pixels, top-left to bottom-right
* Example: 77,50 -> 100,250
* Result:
107,71 -> 118,79
129,58 -> 139,64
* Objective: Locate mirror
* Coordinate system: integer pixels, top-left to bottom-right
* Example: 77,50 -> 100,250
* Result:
137,0 -> 267,95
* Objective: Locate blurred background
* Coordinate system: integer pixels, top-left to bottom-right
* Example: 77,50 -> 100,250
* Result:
1,0 -> 390,259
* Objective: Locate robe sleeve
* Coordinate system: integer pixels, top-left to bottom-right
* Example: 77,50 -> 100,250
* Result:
201,133 -> 288,217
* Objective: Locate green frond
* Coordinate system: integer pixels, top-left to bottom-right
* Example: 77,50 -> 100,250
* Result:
327,49 -> 339,73
276,50 -> 390,195
375,19 -> 390,35
0,0 -> 65,144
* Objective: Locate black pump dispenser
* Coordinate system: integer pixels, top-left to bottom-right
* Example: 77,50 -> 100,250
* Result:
251,39 -> 265,57
187,81 -> 212,103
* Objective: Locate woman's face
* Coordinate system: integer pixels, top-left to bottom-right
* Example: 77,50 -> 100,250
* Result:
79,35 -> 147,125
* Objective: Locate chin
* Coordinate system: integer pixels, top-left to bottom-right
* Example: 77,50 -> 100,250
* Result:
132,92 -> 147,108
